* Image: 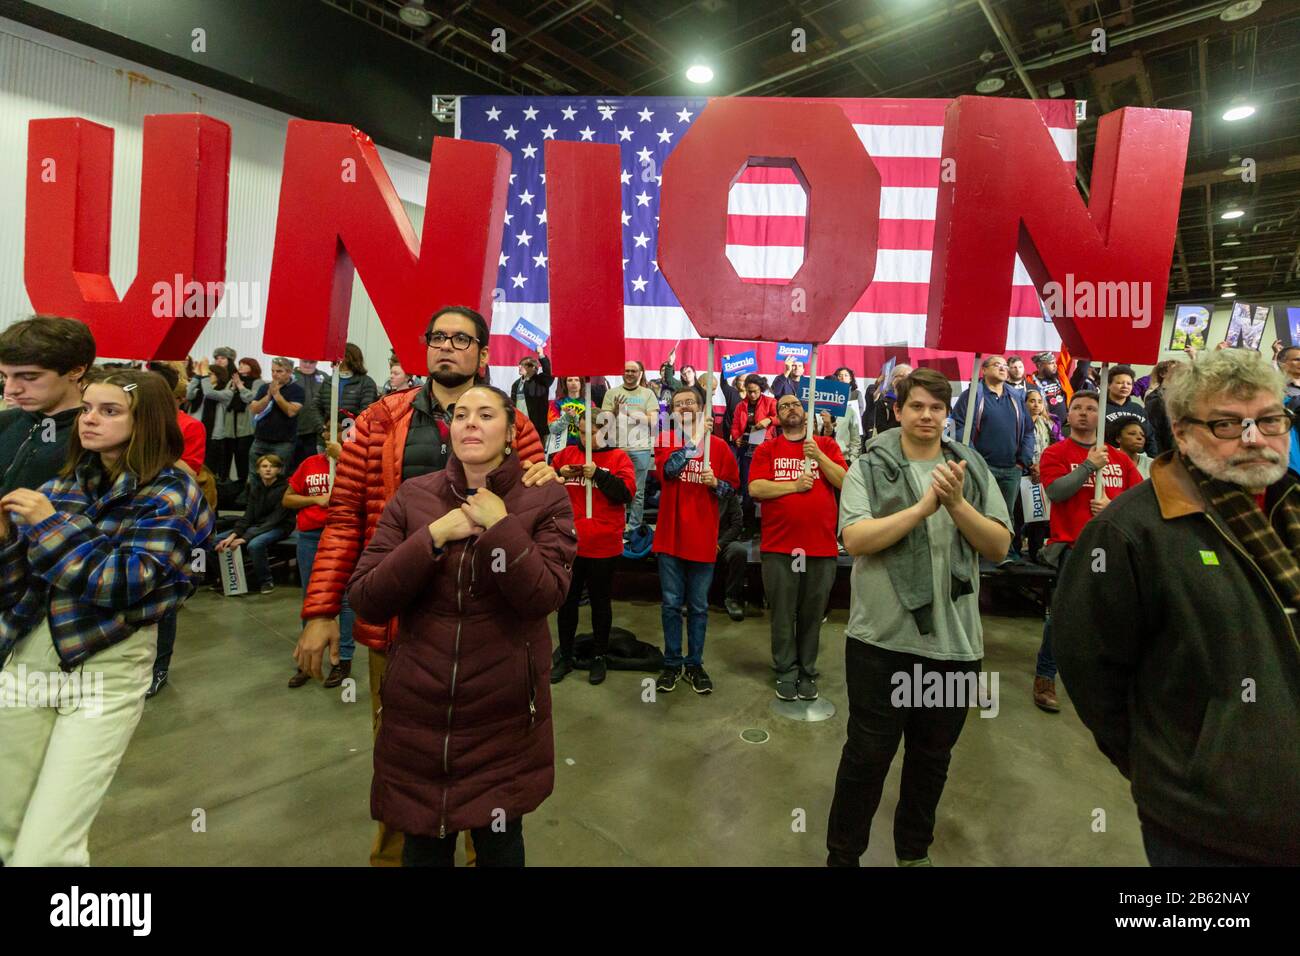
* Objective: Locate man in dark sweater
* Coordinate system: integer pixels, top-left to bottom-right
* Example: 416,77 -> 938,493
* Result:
1055,349 -> 1300,865
0,316 -> 95,495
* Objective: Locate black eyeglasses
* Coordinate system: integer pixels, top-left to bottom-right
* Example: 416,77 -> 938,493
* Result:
1182,412 -> 1293,440
424,331 -> 479,350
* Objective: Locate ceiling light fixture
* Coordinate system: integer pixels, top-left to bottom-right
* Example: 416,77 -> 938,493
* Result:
1220,1 -> 1262,23
1222,238 -> 1242,246
1220,264 -> 1239,271
1220,208 -> 1245,220
975,73 -> 1005,94
1223,100 -> 1256,122
686,63 -> 714,84
399,1 -> 434,28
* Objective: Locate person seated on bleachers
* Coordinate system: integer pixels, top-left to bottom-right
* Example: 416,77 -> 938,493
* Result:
214,454 -> 293,595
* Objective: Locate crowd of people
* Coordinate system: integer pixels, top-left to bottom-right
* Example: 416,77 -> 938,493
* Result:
0,310 -> 1297,868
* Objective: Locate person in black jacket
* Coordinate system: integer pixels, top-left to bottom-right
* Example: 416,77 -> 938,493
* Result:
510,344 -> 553,441
0,316 -> 95,496
315,343 -> 379,421
1053,348 -> 1300,866
214,453 -> 294,594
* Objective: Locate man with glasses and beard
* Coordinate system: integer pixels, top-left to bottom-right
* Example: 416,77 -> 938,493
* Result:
1054,349 -> 1300,866
293,306 -> 557,867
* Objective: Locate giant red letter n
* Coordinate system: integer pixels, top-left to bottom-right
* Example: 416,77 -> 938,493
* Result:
263,123 -> 509,372
926,97 -> 1190,362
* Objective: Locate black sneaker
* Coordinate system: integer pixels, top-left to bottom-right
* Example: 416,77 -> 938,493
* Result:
656,666 -> 682,693
775,679 -> 797,701
551,655 -> 574,684
724,599 -> 745,622
146,670 -> 168,699
259,580 -> 275,594
797,676 -> 819,700
588,656 -> 607,685
685,665 -> 713,695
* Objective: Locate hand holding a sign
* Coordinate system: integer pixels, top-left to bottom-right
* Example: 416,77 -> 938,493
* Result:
699,467 -> 718,489
794,471 -> 815,494
1086,446 -> 1109,471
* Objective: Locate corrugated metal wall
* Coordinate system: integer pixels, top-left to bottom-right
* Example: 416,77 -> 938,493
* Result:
0,16 -> 431,378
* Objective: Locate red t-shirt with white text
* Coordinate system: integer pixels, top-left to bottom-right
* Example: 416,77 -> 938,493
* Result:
176,410 -> 206,474
1039,438 -> 1142,546
289,454 -> 332,532
551,444 -> 636,558
748,434 -> 846,557
652,434 -> 740,564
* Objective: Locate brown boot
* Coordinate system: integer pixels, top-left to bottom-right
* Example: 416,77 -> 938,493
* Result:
323,660 -> 352,689
1033,676 -> 1060,713
287,668 -> 312,688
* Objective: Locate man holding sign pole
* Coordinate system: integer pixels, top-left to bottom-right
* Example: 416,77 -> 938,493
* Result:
602,361 -> 658,536
653,388 -> 739,695
748,393 -> 846,701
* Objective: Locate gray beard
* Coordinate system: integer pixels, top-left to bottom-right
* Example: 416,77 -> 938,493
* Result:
1183,439 -> 1287,491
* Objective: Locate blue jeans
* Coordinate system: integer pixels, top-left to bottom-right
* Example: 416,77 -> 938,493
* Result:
153,609 -> 178,676
625,448 -> 653,529
658,554 -> 714,668
295,528 -> 355,662
987,464 -> 1023,556
243,528 -> 287,589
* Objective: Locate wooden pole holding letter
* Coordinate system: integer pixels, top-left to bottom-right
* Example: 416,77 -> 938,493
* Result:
584,382 -> 593,519
1094,362 -> 1111,502
961,353 -> 982,446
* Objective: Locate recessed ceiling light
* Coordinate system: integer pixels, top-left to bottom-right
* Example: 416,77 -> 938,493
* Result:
1220,208 -> 1245,220
1223,103 -> 1256,122
1220,1 -> 1262,23
976,73 -> 1005,94
399,1 -> 434,27
686,63 -> 714,84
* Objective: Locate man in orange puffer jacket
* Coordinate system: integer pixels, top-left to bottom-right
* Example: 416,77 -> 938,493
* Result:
294,306 -> 556,866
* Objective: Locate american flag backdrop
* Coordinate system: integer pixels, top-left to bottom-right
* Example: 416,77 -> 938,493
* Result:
457,96 -> 1074,391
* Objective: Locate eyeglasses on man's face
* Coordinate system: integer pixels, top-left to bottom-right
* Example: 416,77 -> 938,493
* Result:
424,331 -> 479,350
1183,412 -> 1293,440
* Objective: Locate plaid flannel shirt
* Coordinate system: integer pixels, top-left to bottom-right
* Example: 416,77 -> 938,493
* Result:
0,460 -> 214,671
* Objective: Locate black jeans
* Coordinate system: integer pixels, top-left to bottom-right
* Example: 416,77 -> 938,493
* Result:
557,556 -> 615,659
715,541 -> 748,604
827,640 -> 976,865
1140,817 -> 1256,867
402,817 -> 524,867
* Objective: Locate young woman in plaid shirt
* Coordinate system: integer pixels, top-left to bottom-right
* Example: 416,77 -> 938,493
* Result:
0,369 -> 213,865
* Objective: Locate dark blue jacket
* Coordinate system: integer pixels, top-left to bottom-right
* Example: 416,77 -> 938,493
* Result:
950,382 -> 1034,469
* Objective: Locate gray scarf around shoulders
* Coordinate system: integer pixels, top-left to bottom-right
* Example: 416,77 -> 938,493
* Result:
858,428 -> 996,635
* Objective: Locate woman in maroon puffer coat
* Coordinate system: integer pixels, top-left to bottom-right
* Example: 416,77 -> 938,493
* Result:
348,385 -> 576,867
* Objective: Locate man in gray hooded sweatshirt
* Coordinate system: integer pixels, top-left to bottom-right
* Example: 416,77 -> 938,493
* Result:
827,368 -> 1011,867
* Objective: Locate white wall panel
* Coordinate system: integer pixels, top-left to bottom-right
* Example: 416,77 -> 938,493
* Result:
0,16 -> 430,380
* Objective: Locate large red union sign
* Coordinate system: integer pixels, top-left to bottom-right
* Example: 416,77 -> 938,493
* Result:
22,98 -> 1191,366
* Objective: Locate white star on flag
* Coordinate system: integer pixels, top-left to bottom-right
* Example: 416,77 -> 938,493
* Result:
620,169 -> 632,185
533,252 -> 547,268
536,209 -> 547,224
503,125 -> 518,140
561,106 -> 577,120
579,126 -> 595,141
657,128 -> 673,144
518,189 -> 535,206
597,105 -> 616,121
516,230 -> 532,246
503,211 -> 513,225
621,210 -> 631,226
521,144 -> 537,159
637,107 -> 653,123
635,190 -> 651,207
485,106 -> 501,121
633,231 -> 650,248
652,260 -> 659,272
631,276 -> 648,292
541,124 -> 557,139
676,108 -> 693,122
508,173 -> 516,184
511,272 -> 527,288
635,146 -> 653,164
522,106 -> 539,120
618,126 -> 633,141
498,252 -> 507,267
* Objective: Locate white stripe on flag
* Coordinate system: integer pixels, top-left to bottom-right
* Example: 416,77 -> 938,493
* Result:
854,123 -> 1076,162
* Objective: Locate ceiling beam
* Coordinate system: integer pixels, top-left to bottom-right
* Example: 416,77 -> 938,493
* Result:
471,0 -> 631,93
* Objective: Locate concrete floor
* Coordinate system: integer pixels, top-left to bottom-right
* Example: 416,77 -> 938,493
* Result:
91,586 -> 1148,866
